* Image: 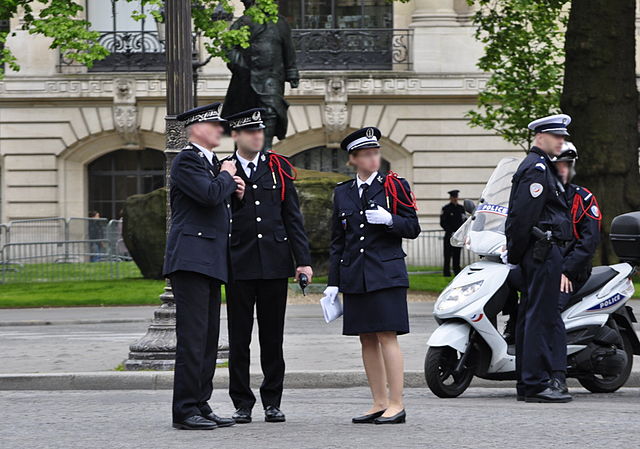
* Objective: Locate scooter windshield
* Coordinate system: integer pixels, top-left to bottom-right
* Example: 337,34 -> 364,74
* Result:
452,157 -> 522,256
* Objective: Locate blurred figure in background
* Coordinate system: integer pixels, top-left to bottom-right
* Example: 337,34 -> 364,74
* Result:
440,190 -> 465,276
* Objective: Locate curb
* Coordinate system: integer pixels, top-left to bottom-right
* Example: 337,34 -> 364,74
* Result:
1,370 -> 639,391
0,319 -> 150,327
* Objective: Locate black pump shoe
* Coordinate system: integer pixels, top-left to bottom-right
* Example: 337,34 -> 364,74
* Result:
374,409 -> 406,424
352,409 -> 386,424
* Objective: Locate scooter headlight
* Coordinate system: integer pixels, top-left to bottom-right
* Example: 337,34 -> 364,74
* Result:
436,280 -> 484,312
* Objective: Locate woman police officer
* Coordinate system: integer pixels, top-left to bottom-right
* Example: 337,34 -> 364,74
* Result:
323,127 -> 421,424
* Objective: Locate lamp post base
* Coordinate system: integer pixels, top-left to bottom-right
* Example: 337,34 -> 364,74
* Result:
124,286 -> 177,371
124,284 -> 230,371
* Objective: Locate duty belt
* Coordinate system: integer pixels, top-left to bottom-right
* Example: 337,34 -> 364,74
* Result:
531,226 -> 568,246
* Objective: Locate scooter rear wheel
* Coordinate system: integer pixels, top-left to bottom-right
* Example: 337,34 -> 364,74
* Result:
425,346 -> 474,398
577,333 -> 634,393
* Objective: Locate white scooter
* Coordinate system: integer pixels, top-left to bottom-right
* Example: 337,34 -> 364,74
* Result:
424,158 -> 640,398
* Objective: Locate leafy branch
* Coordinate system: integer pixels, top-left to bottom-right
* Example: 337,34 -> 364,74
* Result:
0,0 -> 279,78
466,0 -> 569,150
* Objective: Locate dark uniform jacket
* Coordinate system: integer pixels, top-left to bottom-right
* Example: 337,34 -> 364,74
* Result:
162,144 -> 238,282
440,202 -> 465,234
224,15 -> 298,140
505,146 -> 572,265
562,184 -> 601,283
328,173 -> 421,294
228,152 -> 311,280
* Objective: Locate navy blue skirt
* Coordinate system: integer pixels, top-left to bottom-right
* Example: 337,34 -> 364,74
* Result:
342,287 -> 409,336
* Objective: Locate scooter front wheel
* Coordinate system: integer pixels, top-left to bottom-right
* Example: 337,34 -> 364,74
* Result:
425,346 -> 474,398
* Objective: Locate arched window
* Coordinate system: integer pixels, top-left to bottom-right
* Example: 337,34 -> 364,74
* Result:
88,149 -> 165,220
289,146 -> 390,176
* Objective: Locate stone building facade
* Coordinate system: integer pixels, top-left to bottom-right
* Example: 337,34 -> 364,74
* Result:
4,1 -> 631,226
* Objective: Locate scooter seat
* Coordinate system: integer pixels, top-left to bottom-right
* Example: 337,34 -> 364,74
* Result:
563,266 -> 618,310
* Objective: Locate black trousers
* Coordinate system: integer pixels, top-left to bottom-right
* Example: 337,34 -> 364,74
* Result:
170,270 -> 222,422
443,232 -> 461,276
515,244 -> 563,396
226,278 -> 288,410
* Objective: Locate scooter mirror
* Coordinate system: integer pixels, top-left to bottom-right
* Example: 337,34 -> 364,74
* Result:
463,199 -> 476,215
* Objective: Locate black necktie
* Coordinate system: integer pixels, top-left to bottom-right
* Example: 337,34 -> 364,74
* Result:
247,162 -> 256,179
361,183 -> 369,210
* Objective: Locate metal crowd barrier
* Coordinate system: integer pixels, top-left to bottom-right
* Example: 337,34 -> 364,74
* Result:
0,218 -> 136,283
403,229 -> 478,270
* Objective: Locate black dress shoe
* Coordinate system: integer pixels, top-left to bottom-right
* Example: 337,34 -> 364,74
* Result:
264,406 -> 286,423
551,377 -> 569,394
374,409 -> 406,424
352,409 -> 386,424
525,387 -> 572,403
173,415 -> 218,430
203,412 -> 235,427
232,408 -> 252,424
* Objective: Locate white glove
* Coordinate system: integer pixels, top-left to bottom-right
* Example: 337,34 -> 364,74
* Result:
500,249 -> 518,270
365,206 -> 393,226
323,286 -> 339,303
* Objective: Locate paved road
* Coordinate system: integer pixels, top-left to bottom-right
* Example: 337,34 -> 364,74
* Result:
0,387 -> 638,449
0,303 -> 438,373
1,301 -> 639,375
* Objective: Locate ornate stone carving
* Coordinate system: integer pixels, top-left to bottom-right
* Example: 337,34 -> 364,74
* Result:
113,78 -> 140,148
323,77 -> 348,147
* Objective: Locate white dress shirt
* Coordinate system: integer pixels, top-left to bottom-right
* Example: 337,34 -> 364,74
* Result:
191,142 -> 215,166
356,171 -> 378,197
236,152 -> 261,178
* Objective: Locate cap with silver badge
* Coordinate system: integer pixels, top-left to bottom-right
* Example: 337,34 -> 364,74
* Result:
527,114 -> 571,136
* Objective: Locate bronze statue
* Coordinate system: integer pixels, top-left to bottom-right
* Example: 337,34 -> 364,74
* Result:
223,0 -> 300,150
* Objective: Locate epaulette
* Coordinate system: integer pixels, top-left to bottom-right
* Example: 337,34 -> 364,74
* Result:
574,186 -> 594,202
266,151 -> 288,159
534,161 -> 547,172
336,179 -> 353,186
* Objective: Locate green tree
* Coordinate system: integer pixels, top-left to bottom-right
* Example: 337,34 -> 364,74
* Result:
466,0 -> 568,150
0,0 -> 278,77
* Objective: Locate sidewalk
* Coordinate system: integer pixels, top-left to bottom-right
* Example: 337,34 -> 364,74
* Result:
1,299 -> 638,390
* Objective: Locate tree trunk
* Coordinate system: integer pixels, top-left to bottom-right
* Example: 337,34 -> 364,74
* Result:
561,0 -> 640,264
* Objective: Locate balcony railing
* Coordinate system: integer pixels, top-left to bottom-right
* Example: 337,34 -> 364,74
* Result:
58,28 -> 412,73
90,30 -> 165,72
58,30 -> 167,73
292,28 -> 412,71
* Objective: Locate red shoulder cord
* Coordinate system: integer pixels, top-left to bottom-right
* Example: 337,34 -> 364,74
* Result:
383,171 -> 418,214
267,152 -> 297,202
570,188 -> 602,240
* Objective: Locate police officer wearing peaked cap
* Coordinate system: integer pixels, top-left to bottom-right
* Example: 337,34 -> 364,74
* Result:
505,113 -> 573,403
440,189 -> 465,276
221,107 -> 312,424
163,102 -> 244,430
325,126 -> 421,424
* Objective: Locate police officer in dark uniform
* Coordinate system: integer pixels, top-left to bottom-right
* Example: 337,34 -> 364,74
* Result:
221,108 -> 313,424
552,142 -> 601,392
440,189 -> 465,276
163,103 -> 244,430
325,127 -> 421,424
505,114 -> 573,403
